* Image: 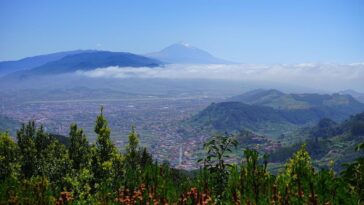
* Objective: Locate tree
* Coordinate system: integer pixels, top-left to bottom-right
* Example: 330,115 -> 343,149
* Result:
17,121 -> 70,185
91,106 -> 118,201
199,133 -> 237,201
283,144 -> 315,203
0,132 -> 20,180
240,149 -> 271,204
69,123 -> 91,170
341,141 -> 364,201
94,106 -> 115,163
16,121 -> 38,178
125,125 -> 140,169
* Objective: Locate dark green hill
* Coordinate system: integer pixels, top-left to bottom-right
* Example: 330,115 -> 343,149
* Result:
49,133 -> 70,147
341,112 -> 364,137
189,98 -> 364,135
307,112 -> 364,139
229,89 -> 285,106
309,118 -> 341,139
188,102 -> 291,133
270,112 -> 364,171
229,89 -> 364,113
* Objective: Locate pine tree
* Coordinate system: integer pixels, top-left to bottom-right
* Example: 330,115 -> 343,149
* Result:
16,121 -> 70,184
69,123 -> 91,170
16,121 -> 37,178
94,106 -> 115,163
125,125 -> 140,169
0,132 -> 20,180
91,106 -> 117,199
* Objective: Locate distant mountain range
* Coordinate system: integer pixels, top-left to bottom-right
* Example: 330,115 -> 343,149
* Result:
0,50 -> 93,76
24,51 -> 161,75
228,89 -> 363,110
188,89 -> 364,134
0,43 -> 233,78
339,89 -> 364,103
146,42 -> 233,64
6,51 -> 162,78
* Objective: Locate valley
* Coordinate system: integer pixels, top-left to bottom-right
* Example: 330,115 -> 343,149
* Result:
1,1 -> 364,203
0,90 -> 220,169
2,87 -> 363,171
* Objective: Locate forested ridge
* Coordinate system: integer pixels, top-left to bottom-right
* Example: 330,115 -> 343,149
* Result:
1,108 -> 363,204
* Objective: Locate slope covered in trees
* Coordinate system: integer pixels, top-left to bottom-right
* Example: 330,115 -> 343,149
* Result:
266,112 -> 364,172
0,108 -> 363,204
228,89 -> 364,122
188,91 -> 364,135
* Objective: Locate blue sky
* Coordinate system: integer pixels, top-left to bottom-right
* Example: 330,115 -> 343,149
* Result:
0,0 -> 363,63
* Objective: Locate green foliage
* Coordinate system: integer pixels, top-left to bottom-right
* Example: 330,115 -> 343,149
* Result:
0,108 -> 363,204
16,121 -> 38,178
283,144 -> 315,203
190,99 -> 364,135
0,132 -> 20,181
125,125 -> 140,170
94,106 -> 115,163
199,133 -> 237,201
69,123 -> 91,170
341,141 -> 364,202
239,149 -> 272,204
91,106 -> 118,192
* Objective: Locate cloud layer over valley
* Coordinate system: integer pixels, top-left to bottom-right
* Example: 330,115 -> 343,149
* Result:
76,63 -> 364,92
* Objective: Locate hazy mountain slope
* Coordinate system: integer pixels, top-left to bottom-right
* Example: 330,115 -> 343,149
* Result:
9,51 -> 162,77
0,50 -> 93,76
0,115 -> 20,136
188,92 -> 364,134
306,112 -> 364,140
229,89 -> 364,110
188,102 -> 293,133
229,89 -> 286,106
339,89 -> 364,103
146,43 -> 232,64
270,112 -> 364,171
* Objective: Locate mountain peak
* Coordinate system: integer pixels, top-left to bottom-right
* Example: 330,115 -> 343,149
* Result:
160,42 -> 200,53
175,41 -> 192,47
146,43 -> 233,64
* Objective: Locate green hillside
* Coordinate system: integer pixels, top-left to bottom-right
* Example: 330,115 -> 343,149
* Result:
0,109 -> 363,204
229,89 -> 364,113
189,90 -> 364,135
271,112 -> 364,171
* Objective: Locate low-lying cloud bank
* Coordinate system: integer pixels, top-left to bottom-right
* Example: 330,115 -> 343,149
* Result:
75,63 -> 364,92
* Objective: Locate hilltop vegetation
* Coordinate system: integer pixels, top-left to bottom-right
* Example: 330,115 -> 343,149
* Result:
270,112 -> 364,171
0,108 -> 363,204
229,89 -> 364,111
189,90 -> 364,135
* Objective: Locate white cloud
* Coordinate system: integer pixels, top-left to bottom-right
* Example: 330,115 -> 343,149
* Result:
75,63 -> 364,92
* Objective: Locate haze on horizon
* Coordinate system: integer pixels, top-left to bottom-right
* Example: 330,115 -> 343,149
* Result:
0,0 -> 363,64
